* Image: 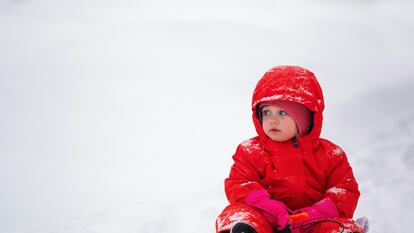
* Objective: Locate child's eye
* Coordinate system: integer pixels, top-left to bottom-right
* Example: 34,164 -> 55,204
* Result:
279,110 -> 288,116
262,110 -> 272,116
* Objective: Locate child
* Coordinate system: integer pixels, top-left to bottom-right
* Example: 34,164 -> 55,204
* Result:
215,66 -> 366,233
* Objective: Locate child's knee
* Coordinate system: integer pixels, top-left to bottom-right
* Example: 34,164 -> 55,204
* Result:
216,203 -> 273,233
310,218 -> 365,233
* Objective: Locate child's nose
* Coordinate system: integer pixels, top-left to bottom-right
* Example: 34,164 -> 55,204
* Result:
270,116 -> 279,124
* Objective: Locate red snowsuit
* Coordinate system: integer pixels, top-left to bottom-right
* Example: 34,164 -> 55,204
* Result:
216,66 -> 363,233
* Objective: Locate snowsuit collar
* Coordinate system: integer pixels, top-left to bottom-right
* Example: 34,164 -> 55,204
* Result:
251,65 -> 325,151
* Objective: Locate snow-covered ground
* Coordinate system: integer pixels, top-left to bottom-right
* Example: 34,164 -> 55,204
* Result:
1,0 -> 413,232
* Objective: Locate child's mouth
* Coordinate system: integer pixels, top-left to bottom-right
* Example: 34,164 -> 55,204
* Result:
270,129 -> 281,132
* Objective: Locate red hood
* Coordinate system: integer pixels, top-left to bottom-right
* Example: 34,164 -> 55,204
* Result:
251,65 -> 325,150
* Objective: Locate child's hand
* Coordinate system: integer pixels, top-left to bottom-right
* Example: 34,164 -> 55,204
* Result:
292,198 -> 338,228
244,189 -> 291,232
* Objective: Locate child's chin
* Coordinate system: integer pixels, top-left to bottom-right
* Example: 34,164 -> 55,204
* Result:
269,136 -> 285,142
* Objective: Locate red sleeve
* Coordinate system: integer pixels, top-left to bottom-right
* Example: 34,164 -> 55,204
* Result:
224,143 -> 264,204
322,142 -> 360,218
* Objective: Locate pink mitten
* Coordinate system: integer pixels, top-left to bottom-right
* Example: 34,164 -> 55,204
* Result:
292,198 -> 339,228
244,189 -> 291,232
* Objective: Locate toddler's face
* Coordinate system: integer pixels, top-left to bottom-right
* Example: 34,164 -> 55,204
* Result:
260,105 -> 298,142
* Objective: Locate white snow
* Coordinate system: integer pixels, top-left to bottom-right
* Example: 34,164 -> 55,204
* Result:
240,181 -> 256,187
285,86 -> 314,98
1,0 -> 414,233
241,139 -> 261,153
327,187 -> 346,196
217,211 -> 250,230
332,147 -> 344,156
253,95 -> 285,107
